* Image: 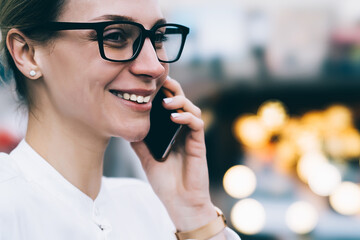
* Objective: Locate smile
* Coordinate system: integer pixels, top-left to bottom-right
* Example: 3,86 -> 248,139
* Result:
110,90 -> 151,104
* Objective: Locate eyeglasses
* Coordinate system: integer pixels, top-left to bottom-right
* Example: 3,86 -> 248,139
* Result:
36,21 -> 190,63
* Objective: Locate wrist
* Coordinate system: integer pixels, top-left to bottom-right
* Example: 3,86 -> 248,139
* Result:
170,202 -> 217,232
175,206 -> 227,240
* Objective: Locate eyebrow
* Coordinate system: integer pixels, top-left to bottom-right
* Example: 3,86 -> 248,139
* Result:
91,15 -> 167,26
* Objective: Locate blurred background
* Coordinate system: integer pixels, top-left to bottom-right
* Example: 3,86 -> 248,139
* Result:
1,0 -> 360,239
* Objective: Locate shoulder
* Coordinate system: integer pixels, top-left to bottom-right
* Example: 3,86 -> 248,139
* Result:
0,152 -> 20,183
0,153 -> 31,215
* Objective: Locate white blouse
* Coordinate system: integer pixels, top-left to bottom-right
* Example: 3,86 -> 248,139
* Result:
0,140 -> 240,240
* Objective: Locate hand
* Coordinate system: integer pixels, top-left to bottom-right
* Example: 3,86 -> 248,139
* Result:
131,76 -> 220,232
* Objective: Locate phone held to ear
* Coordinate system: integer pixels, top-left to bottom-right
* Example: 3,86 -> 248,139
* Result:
144,88 -> 183,162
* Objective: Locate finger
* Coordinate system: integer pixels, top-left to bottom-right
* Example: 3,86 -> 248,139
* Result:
163,95 -> 202,118
171,112 -> 204,132
162,76 -> 184,96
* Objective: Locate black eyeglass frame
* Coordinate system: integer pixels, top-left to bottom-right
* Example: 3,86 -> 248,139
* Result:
35,21 -> 190,63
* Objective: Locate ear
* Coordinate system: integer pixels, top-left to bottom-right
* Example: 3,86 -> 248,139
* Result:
6,29 -> 43,79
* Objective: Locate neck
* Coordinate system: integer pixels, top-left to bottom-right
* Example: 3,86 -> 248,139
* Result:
25,110 -> 110,200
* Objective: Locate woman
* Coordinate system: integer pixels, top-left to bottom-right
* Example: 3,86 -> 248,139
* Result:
0,0 -> 240,239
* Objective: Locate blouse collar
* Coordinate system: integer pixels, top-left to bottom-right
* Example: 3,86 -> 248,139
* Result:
10,139 -> 108,219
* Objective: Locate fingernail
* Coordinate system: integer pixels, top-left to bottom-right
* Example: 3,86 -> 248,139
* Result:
163,98 -> 173,104
171,113 -> 181,118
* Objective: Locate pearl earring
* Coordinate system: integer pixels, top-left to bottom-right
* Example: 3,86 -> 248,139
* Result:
29,70 -> 36,77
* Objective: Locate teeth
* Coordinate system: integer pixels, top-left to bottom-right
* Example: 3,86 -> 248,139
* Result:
111,90 -> 151,104
123,93 -> 130,100
130,94 -> 137,101
143,96 -> 150,103
137,96 -> 144,103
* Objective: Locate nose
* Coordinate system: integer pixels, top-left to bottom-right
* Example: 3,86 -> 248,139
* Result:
129,38 -> 165,79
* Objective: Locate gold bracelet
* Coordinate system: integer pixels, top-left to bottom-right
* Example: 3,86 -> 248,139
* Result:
175,207 -> 227,240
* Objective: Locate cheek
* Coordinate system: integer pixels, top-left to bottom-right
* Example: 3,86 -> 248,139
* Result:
38,45 -> 118,116
37,40 -> 168,139
41,39 -> 117,96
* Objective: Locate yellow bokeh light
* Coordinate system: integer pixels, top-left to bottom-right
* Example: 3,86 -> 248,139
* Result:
308,163 -> 341,196
324,105 -> 353,133
341,129 -> 360,158
231,198 -> 266,235
325,136 -> 345,160
301,111 -> 325,135
233,115 -> 270,148
326,128 -> 360,159
329,182 -> 360,215
274,140 -> 298,173
286,201 -> 318,234
223,165 -> 257,199
281,118 -> 301,140
257,100 -> 288,133
295,130 -> 322,154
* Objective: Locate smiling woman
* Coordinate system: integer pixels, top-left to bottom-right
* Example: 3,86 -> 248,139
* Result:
0,0 -> 240,239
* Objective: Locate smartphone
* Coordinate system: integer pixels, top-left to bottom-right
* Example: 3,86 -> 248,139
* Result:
144,88 -> 183,162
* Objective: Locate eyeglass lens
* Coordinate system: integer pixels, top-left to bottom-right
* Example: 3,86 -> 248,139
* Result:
102,23 -> 184,62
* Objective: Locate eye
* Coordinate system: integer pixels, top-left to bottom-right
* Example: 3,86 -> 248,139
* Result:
103,28 -> 130,48
154,32 -> 167,42
104,29 -> 125,41
105,32 -> 122,41
155,33 -> 168,42
154,32 -> 168,48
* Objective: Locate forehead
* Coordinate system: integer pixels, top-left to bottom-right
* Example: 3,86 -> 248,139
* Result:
59,0 -> 163,27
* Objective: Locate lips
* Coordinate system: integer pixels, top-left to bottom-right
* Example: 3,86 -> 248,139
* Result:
109,89 -> 152,104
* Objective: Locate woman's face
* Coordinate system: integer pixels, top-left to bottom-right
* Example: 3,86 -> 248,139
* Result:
33,0 -> 168,141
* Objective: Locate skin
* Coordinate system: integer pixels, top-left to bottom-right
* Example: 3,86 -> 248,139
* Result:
6,0 -> 225,238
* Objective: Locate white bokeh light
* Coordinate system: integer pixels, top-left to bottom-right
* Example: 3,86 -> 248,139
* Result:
297,151 -> 328,183
329,182 -> 360,215
231,198 -> 266,235
223,165 -> 257,198
308,163 -> 341,196
286,201 -> 318,234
